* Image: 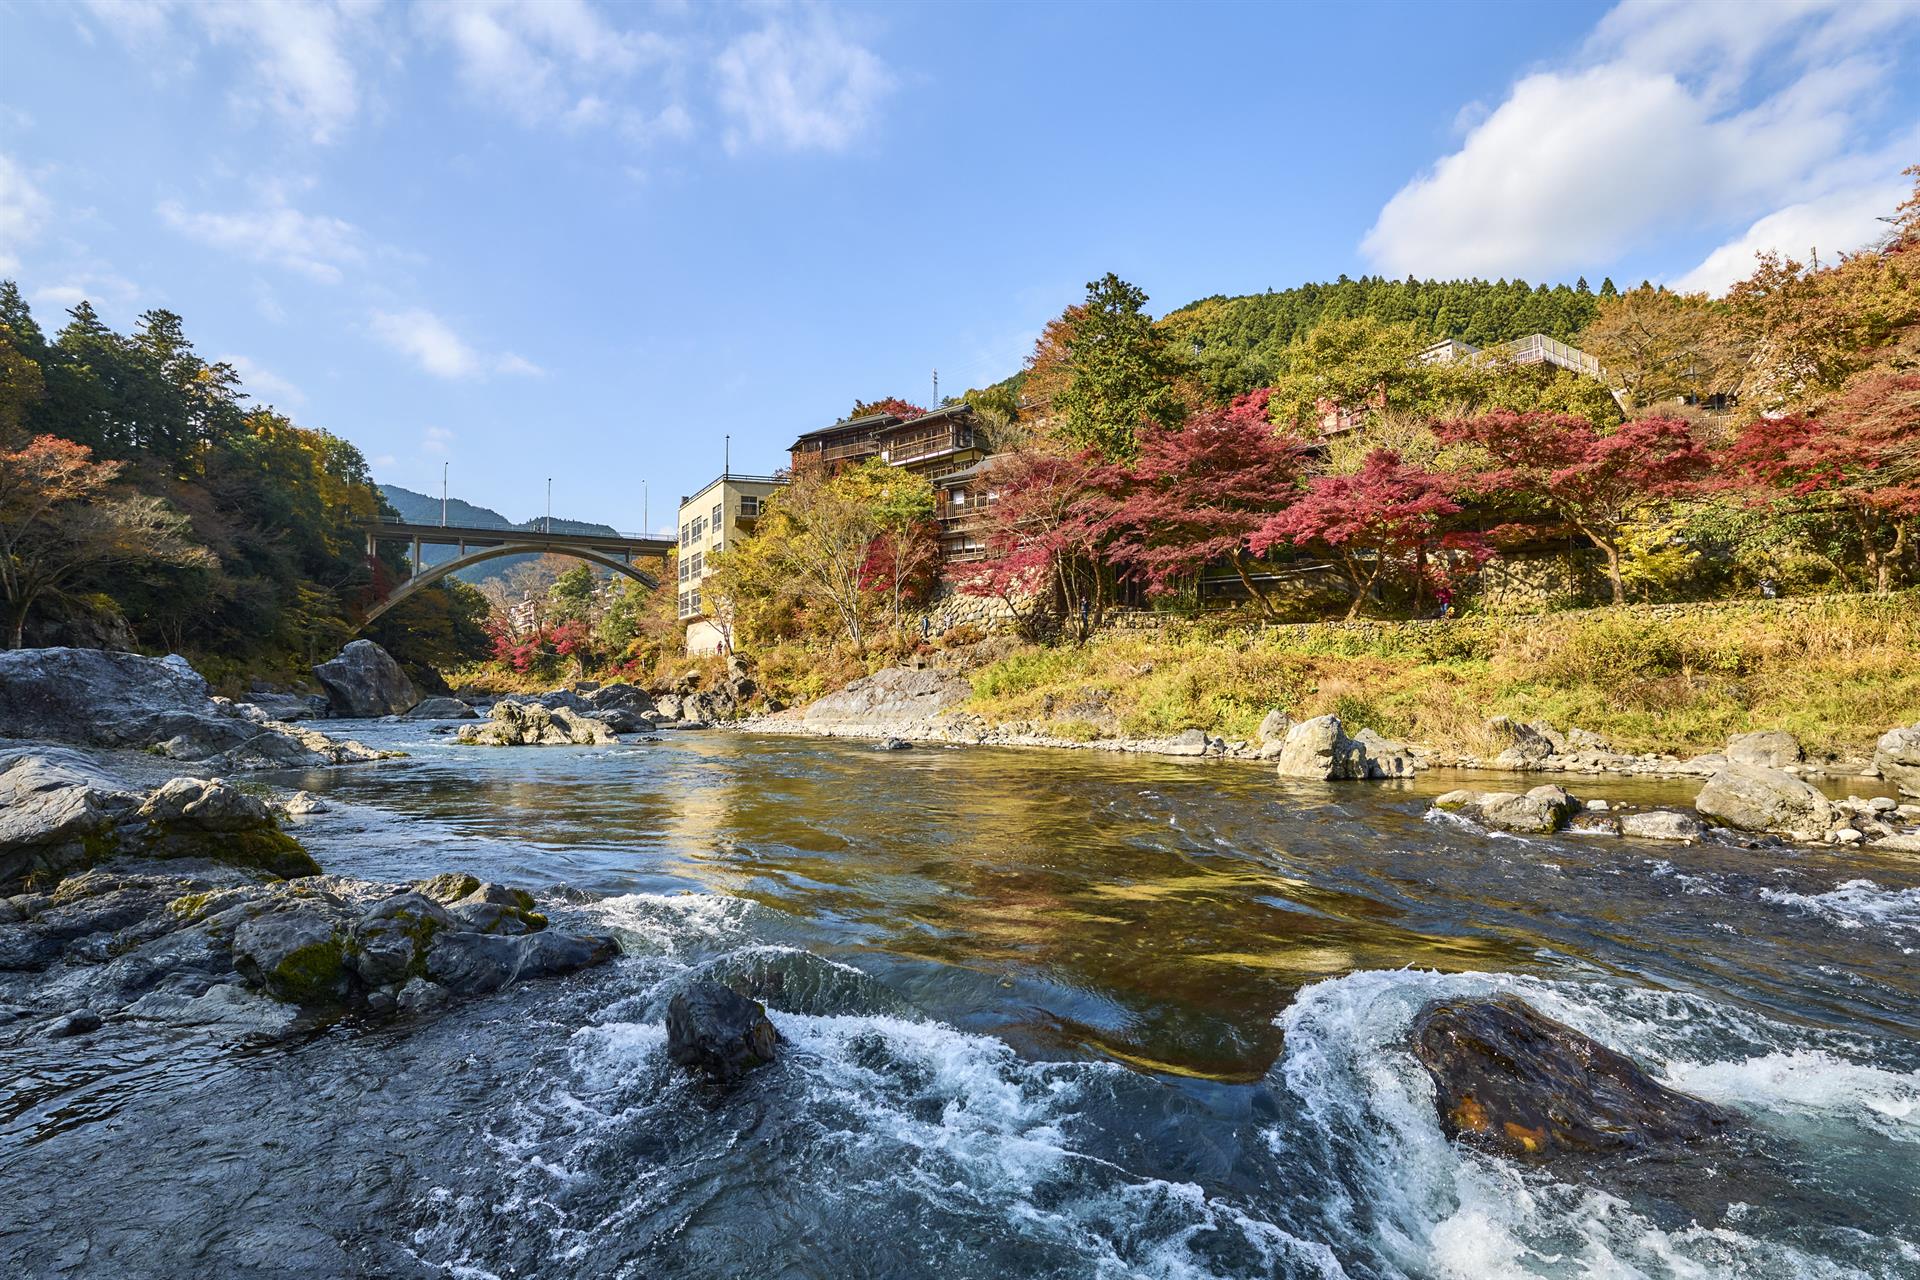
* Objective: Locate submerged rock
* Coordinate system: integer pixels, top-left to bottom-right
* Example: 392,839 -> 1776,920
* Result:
1434,785 -> 1580,834
1694,762 -> 1833,837
401,696 -> 477,720
1618,810 -> 1704,842
667,980 -> 782,1081
801,667 -> 972,731
1412,994 -> 1735,1158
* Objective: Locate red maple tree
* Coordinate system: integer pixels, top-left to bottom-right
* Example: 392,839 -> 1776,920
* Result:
1251,449 -> 1473,619
954,447 -> 1121,639
1723,372 -> 1920,592
1103,389 -> 1308,617
1436,411 -> 1709,605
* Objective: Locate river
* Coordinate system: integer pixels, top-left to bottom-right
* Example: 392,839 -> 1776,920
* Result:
4,724 -> 1918,1278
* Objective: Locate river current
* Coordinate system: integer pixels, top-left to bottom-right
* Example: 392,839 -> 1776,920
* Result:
4,723 -> 1919,1278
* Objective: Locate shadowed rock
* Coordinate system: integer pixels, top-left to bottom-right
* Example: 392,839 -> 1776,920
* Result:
1877,722 -> 1920,798
457,702 -> 615,746
1434,784 -> 1580,833
1412,994 -> 1735,1159
313,640 -> 418,718
667,979 -> 781,1081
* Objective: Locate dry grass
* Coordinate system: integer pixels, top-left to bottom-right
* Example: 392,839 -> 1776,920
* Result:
962,593 -> 1920,757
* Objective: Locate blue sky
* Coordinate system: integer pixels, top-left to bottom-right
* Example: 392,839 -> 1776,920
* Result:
2,0 -> 1917,534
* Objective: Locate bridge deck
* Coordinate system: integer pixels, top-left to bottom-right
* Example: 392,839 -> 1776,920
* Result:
362,518 -> 673,559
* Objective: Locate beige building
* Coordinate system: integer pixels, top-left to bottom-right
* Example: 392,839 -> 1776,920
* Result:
676,471 -> 782,655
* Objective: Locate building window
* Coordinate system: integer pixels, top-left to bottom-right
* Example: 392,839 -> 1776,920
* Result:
712,502 -> 723,528
678,557 -> 690,583
679,522 -> 690,547
689,589 -> 701,614
691,514 -> 706,543
739,495 -> 761,517
677,590 -> 691,618
689,551 -> 703,578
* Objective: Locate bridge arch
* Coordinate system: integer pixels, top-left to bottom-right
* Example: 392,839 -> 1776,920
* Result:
357,542 -> 661,631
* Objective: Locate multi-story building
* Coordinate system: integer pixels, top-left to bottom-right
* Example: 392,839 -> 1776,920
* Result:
676,471 -> 782,655
787,402 -> 988,482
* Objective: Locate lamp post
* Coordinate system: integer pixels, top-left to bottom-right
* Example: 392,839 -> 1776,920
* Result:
440,461 -> 448,527
642,480 -> 649,534
546,477 -> 552,534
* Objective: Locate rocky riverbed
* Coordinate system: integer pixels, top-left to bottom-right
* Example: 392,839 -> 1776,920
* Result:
5,649 -> 1920,1277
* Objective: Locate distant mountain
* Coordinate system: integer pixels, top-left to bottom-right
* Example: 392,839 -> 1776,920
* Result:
378,485 -> 620,536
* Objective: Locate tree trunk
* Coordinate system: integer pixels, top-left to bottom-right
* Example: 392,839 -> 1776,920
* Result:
1231,551 -> 1279,620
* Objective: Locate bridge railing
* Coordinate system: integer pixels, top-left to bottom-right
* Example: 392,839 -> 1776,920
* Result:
368,514 -> 662,541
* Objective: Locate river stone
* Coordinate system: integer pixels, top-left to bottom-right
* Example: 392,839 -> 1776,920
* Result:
1274,715 -> 1368,780
1619,810 -> 1704,842
1695,762 -> 1834,837
666,980 -> 782,1081
231,905 -> 352,1003
1353,728 -> 1417,778
346,892 -> 454,987
312,640 -> 418,718
457,701 -> 616,746
401,696 -> 476,720
136,777 -> 272,832
424,928 -> 618,996
1488,716 -> 1566,768
0,752 -> 139,892
1726,730 -> 1803,769
1875,723 -> 1920,798
1412,994 -> 1735,1158
1438,785 -> 1580,833
44,1009 -> 104,1039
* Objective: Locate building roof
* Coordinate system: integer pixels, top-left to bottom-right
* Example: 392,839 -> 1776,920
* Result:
787,411 -> 899,451
678,472 -> 783,509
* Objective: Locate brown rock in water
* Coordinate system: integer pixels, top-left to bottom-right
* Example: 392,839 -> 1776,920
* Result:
667,980 -> 781,1081
1412,994 -> 1734,1158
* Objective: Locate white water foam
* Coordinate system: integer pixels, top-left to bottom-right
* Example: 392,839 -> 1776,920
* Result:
1760,879 -> 1920,936
1271,968 -> 1918,1279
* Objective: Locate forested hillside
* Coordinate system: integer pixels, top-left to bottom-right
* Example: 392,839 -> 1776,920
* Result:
1158,276 -> 1610,401
0,284 -> 489,685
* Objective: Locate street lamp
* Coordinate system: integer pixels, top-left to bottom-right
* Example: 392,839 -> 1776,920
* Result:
441,461 -> 448,527
546,477 -> 552,534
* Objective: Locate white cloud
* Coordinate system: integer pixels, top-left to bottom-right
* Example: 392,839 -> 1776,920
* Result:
371,452 -> 397,469
418,0 -> 679,131
0,152 -> 49,274
31,270 -> 141,318
81,0 -> 371,143
1361,0 -> 1920,280
371,307 -> 482,378
493,351 -> 544,377
422,425 -> 455,455
222,353 -> 305,405
1674,179 -> 1911,293
158,191 -> 364,283
370,307 -> 538,380
715,7 -> 894,152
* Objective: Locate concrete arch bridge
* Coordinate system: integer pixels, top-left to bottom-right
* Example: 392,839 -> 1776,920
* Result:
357,517 -> 672,629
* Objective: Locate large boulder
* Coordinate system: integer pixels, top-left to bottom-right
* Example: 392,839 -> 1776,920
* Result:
1875,723 -> 1920,798
1255,709 -> 1294,761
1434,785 -> 1580,834
1412,994 -> 1735,1158
666,980 -> 782,1081
1274,715 -> 1416,780
802,667 -> 973,730
0,751 -> 141,892
0,648 -> 251,756
312,640 -> 418,718
1726,730 -> 1803,769
1274,715 -> 1368,780
456,701 -> 616,746
1695,762 -> 1834,837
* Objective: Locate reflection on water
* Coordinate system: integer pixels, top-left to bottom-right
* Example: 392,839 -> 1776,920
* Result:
3,724 -> 1917,1278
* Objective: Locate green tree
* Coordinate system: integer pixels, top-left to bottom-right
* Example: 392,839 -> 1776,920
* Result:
1052,273 -> 1190,460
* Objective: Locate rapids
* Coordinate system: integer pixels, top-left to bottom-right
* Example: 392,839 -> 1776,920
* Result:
2,724 -> 1916,1278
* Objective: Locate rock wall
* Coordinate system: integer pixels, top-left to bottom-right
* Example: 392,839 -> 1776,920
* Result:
908,581 -> 1022,639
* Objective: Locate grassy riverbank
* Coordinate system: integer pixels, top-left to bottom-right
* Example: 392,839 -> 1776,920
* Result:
962,593 -> 1920,760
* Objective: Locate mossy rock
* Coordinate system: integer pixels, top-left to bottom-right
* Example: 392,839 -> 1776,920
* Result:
135,826 -> 321,880
269,936 -> 350,1003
